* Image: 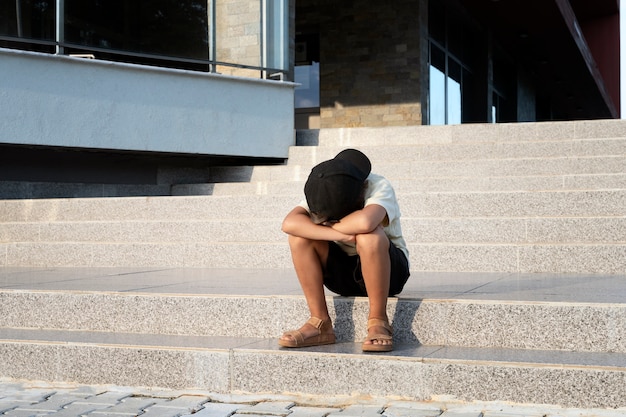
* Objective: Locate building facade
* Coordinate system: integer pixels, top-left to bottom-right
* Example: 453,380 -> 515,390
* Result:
0,0 -> 621,190
294,0 -> 620,128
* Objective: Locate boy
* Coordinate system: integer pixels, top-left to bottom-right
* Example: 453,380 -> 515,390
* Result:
279,148 -> 410,352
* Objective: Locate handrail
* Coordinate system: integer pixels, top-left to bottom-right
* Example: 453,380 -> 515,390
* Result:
0,35 -> 287,80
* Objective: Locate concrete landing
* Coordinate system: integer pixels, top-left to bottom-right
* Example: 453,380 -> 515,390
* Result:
1,267 -> 625,303
2,268 -> 626,409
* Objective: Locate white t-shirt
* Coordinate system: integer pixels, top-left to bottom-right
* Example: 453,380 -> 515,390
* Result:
298,173 -> 409,264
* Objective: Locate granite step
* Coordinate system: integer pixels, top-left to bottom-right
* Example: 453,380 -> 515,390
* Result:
0,181 -> 171,200
173,173 -> 626,196
1,329 -> 625,409
2,188 -> 625,271
1,268 -> 625,352
3,217 -> 624,244
2,241 -> 625,272
1,190 -> 624,223
209,155 -> 625,183
286,138 -> 626,164
295,119 -> 626,146
1,267 -> 626,409
1,288 -> 625,352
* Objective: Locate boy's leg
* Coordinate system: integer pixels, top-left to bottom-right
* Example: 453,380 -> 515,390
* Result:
280,234 -> 331,343
355,226 -> 393,348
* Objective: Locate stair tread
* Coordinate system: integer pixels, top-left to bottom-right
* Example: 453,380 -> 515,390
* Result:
1,328 -> 625,370
2,267 -> 625,304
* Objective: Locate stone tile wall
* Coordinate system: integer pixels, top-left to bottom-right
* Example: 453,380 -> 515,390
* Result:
297,0 -> 425,128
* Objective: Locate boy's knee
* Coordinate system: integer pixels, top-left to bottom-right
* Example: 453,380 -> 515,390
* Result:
355,229 -> 388,255
288,235 -> 325,252
288,234 -> 310,248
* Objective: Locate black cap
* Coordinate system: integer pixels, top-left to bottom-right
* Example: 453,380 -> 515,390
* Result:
304,149 -> 372,223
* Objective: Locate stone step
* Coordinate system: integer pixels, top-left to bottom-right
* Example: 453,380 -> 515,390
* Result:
0,181 -> 171,200
2,241 -> 625,272
0,329 -> 625,409
287,138 -> 626,165
2,277 -> 625,352
295,119 -> 626,146
210,155 -> 625,183
174,173 -> 626,196
3,217 -> 624,244
2,267 -> 625,409
5,169 -> 624,203
1,190 -> 624,223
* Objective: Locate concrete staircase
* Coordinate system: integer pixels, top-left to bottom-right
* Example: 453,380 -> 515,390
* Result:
1,119 -> 626,410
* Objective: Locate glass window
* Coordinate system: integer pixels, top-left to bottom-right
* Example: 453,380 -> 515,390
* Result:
447,59 -> 462,124
64,0 -> 208,69
429,44 -> 464,125
428,3 -> 478,125
429,45 -> 446,125
295,62 -> 320,108
2,0 -> 289,79
0,0 -> 56,52
264,0 -> 288,71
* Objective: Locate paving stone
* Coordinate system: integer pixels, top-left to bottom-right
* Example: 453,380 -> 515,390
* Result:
72,391 -> 132,405
45,403 -> 114,417
89,396 -> 161,415
140,407 -> 190,417
3,409 -> 49,417
1,390 -> 57,404
382,406 -> 442,417
141,395 -> 210,417
0,401 -> 18,414
180,402 -> 242,417
153,395 -> 210,410
288,406 -> 342,417
236,401 -> 296,416
483,411 -> 544,417
328,405 -> 384,417
18,392 -> 80,411
232,414 -> 275,417
439,411 -> 482,417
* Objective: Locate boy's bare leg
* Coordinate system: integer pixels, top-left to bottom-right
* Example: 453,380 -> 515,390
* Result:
280,235 -> 331,343
356,227 -> 392,347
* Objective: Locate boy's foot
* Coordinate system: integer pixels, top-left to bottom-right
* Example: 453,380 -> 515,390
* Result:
362,318 -> 393,352
278,317 -> 336,348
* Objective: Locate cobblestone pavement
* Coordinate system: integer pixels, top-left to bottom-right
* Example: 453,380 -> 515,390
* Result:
1,381 -> 625,417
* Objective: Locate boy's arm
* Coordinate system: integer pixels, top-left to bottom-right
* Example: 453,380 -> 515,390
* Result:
331,204 -> 387,235
282,206 -> 355,243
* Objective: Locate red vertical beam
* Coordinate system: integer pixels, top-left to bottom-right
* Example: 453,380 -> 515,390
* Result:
554,0 -> 619,118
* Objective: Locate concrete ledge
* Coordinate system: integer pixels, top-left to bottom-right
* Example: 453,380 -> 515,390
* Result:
0,48 -> 295,159
296,120 -> 626,146
0,332 -> 625,409
2,290 -> 625,352
1,190 -> 624,222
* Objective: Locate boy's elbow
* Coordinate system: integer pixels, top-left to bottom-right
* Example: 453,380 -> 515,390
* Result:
281,216 -> 298,234
281,218 -> 291,234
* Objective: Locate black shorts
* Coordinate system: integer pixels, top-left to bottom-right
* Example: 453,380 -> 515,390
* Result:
323,241 -> 410,297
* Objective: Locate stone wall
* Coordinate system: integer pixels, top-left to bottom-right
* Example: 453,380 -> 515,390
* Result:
215,0 -> 262,77
297,0 -> 425,128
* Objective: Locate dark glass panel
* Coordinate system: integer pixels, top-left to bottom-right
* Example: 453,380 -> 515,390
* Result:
64,0 -> 208,63
429,0 -> 445,46
0,0 -> 56,52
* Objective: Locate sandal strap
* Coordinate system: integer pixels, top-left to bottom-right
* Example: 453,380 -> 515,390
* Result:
365,333 -> 393,342
367,318 -> 392,332
282,329 -> 305,344
307,317 -> 325,330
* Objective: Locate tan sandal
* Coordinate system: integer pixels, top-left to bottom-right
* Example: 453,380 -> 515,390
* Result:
278,317 -> 336,348
362,318 -> 393,352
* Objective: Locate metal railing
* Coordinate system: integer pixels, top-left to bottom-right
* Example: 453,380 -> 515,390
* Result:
2,0 -> 289,81
0,35 -> 287,81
